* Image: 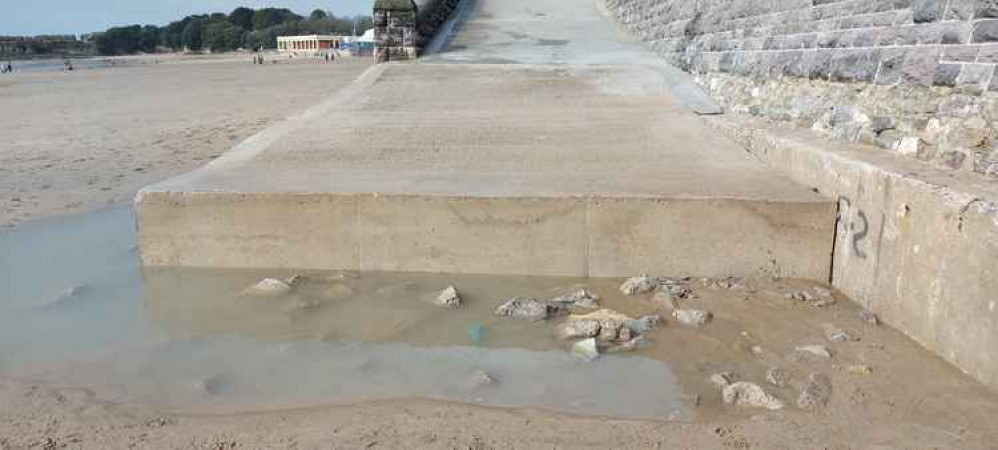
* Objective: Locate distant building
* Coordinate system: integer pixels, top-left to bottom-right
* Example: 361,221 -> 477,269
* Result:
340,29 -> 376,57
276,35 -> 342,53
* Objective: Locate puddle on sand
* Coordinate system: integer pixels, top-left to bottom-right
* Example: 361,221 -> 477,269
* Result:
0,205 -> 688,420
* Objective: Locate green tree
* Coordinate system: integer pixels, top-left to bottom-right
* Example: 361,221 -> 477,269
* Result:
181,19 -> 204,51
253,8 -> 302,30
309,9 -> 328,21
229,7 -> 255,30
203,22 -> 246,52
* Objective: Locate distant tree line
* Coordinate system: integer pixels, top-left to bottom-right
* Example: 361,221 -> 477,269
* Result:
92,7 -> 372,55
0,35 -> 88,58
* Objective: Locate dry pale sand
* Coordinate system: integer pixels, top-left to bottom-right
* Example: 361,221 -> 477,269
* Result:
0,54 -> 372,229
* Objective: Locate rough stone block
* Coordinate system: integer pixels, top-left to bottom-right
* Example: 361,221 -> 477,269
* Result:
956,64 -> 995,93
830,50 -> 881,82
945,0 -> 976,20
875,48 -> 908,85
901,47 -> 943,85
942,45 -> 980,62
913,0 -> 946,22
934,63 -> 961,86
976,0 -> 998,18
973,20 -> 998,43
980,44 -> 998,62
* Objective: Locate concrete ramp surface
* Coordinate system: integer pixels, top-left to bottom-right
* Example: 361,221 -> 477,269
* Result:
137,0 -> 835,278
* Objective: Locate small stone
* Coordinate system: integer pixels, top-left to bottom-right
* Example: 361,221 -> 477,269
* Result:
791,345 -> 833,361
810,286 -> 837,307
796,373 -> 832,411
722,382 -> 785,410
434,286 -> 461,309
619,276 -> 659,296
550,289 -> 600,309
673,309 -> 712,327
751,345 -> 765,356
846,364 -> 874,375
572,338 -> 600,361
826,327 -> 860,342
597,318 -> 623,342
626,315 -> 662,334
495,297 -> 559,321
859,309 -> 880,325
710,372 -> 734,388
606,336 -> 647,353
766,367 -> 790,388
557,319 -> 601,339
244,278 -> 292,298
472,371 -> 497,388
786,291 -> 813,302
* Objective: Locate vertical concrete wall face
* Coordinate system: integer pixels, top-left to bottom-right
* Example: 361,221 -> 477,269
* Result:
709,118 -> 998,392
605,0 -> 998,179
374,0 -> 462,61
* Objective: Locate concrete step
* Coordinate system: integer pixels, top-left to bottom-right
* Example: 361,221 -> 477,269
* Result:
136,63 -> 835,278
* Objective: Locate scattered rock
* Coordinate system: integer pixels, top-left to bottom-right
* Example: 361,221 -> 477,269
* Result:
626,315 -> 662,334
787,287 -> 836,307
571,338 -> 600,361
722,382 -> 785,410
619,276 -> 659,296
673,309 -> 712,327
710,372 -> 735,388
845,364 -> 874,375
434,286 -> 462,309
825,326 -> 860,342
471,371 -> 497,388
557,319 -> 600,339
243,278 -> 292,298
701,277 -> 746,290
766,367 -> 790,388
796,373 -> 833,411
791,345 -> 833,361
550,289 -> 600,309
751,345 -> 765,356
605,336 -> 647,353
859,309 -> 880,325
494,297 -> 560,321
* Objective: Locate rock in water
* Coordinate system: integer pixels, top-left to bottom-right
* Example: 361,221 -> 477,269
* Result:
557,319 -> 601,339
571,338 -> 600,361
626,315 -> 662,334
797,373 -> 832,411
550,289 -> 600,309
710,372 -> 734,388
605,336 -> 646,353
243,278 -> 293,298
766,367 -> 790,388
619,276 -> 658,296
435,285 -> 462,309
494,297 -> 558,321
722,382 -> 785,410
673,309 -> 712,327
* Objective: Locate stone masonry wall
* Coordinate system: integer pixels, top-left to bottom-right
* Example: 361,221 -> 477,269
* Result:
374,0 -> 462,61
605,0 -> 998,179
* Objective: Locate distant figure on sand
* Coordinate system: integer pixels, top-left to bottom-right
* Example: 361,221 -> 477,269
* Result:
64,59 -> 74,71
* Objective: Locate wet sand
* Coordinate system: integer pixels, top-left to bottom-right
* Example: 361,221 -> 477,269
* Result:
0,53 -> 372,229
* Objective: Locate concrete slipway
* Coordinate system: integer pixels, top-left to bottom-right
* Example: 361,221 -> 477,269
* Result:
136,0 -> 836,278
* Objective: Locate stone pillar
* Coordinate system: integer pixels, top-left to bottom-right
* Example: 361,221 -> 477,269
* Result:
373,0 -> 418,62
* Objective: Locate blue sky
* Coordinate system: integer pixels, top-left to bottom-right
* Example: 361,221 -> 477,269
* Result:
2,1 -> 373,36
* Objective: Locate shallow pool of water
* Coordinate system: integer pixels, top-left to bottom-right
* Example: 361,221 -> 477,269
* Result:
0,205 -> 690,420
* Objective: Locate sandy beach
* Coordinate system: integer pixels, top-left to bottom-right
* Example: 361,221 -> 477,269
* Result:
3,54 -> 998,450
0,54 -> 372,229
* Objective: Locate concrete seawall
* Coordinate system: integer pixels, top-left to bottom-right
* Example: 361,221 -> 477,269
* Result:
709,115 -> 998,391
